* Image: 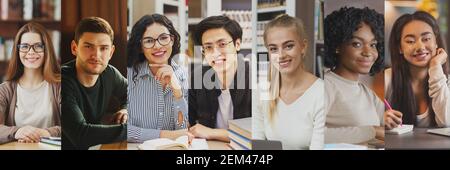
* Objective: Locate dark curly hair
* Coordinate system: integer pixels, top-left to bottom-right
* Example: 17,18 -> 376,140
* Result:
127,14 -> 181,82
324,7 -> 384,75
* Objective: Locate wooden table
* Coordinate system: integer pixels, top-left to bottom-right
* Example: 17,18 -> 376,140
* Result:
0,142 -> 60,150
386,128 -> 450,149
98,140 -> 231,150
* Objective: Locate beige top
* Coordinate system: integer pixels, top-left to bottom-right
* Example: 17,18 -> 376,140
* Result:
385,66 -> 450,127
0,81 -> 60,144
324,71 -> 384,144
15,81 -> 54,128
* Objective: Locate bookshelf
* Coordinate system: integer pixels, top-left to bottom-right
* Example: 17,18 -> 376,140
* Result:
314,0 -> 324,78
0,0 -> 61,82
222,0 -> 252,52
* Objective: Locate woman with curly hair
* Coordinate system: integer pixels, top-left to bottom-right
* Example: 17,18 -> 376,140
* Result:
324,7 -> 385,144
127,14 -> 189,143
386,11 -> 450,129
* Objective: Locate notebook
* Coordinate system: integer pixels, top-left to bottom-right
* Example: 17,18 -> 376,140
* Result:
40,137 -> 61,146
427,128 -> 450,137
386,124 -> 414,135
138,135 -> 208,150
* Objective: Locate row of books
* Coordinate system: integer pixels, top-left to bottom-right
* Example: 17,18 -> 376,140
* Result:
223,10 -> 252,49
0,37 -> 14,61
228,117 -> 251,150
314,0 -> 324,41
257,0 -> 286,9
1,0 -> 61,21
256,21 -> 270,50
0,30 -> 60,61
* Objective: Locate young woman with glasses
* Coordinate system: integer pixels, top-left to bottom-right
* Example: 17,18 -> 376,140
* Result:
0,22 -> 61,144
126,14 -> 190,143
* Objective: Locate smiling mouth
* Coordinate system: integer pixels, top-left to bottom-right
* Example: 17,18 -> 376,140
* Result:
278,59 -> 292,68
413,51 -> 430,60
152,51 -> 166,58
24,56 -> 40,63
213,57 -> 227,65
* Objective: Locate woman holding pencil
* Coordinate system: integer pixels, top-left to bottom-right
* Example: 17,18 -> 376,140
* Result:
386,11 -> 450,129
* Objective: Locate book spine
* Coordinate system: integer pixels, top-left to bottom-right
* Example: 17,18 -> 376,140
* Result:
23,0 -> 32,20
1,0 -> 8,20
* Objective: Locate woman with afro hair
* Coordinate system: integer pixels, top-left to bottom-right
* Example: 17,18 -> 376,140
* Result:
323,7 -> 386,144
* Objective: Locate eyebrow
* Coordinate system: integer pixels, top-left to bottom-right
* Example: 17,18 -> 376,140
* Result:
19,42 -> 43,45
203,38 -> 228,45
351,35 -> 377,42
142,33 -> 170,39
267,40 -> 296,47
83,42 -> 110,47
403,32 -> 433,39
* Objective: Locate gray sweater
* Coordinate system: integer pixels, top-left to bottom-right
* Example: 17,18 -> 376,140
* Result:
0,81 -> 61,144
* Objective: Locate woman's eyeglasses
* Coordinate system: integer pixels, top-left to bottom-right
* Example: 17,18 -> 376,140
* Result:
141,33 -> 173,49
18,43 -> 45,53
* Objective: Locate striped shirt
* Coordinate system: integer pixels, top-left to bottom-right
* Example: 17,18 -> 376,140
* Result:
127,60 -> 188,143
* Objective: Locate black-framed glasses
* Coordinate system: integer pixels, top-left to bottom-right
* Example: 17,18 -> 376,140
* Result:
202,40 -> 233,54
141,33 -> 173,49
18,43 -> 45,53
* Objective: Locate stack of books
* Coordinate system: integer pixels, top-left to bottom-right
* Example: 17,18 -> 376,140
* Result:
228,117 -> 251,150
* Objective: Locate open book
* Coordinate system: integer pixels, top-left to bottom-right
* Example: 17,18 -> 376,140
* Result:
138,135 -> 208,150
386,124 -> 414,135
324,143 -> 368,150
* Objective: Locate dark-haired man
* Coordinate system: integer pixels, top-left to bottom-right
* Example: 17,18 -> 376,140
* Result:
62,17 -> 127,149
189,15 -> 251,142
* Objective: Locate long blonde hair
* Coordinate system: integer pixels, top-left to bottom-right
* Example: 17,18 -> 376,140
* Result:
6,22 -> 61,83
262,14 -> 307,122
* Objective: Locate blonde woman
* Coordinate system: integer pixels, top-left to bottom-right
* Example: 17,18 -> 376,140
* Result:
252,15 -> 325,150
0,22 -> 61,144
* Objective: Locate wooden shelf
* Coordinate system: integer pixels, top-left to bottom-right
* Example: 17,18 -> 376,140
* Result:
0,19 -> 60,24
162,0 -> 179,7
257,6 -> 286,13
0,19 -> 60,38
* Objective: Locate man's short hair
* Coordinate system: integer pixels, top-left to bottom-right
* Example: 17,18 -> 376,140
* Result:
194,15 -> 242,45
74,17 -> 114,44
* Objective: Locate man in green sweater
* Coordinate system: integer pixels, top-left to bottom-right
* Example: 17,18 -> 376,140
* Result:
62,17 -> 128,150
